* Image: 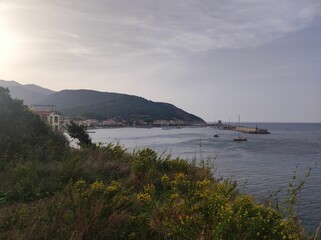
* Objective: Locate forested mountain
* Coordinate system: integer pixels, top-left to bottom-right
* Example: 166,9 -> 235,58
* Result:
37,89 -> 205,123
0,80 -> 54,105
0,79 -> 205,124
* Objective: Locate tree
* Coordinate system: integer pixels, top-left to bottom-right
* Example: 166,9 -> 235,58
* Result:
0,86 -> 67,165
66,121 -> 92,147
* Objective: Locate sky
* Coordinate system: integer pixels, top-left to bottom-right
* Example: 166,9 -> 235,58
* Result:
0,0 -> 321,123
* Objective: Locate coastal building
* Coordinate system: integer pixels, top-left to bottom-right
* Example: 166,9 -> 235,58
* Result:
82,119 -> 99,127
30,105 -> 64,132
100,118 -> 126,127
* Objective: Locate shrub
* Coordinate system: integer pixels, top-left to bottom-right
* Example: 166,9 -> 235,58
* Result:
134,171 -> 306,240
66,121 -> 92,147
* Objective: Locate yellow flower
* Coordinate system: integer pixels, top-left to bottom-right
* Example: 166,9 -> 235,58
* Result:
196,179 -> 211,188
170,193 -> 180,200
161,174 -> 170,184
175,172 -> 188,181
106,181 -> 121,193
74,179 -> 86,192
144,184 -> 155,194
90,181 -> 105,192
137,193 -> 152,203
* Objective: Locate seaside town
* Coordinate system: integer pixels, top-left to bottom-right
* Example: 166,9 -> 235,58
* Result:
30,104 -> 270,136
30,104 -> 204,130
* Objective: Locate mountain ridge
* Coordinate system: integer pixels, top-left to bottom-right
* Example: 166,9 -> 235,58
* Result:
37,89 -> 205,124
0,79 -> 55,105
0,79 -> 205,124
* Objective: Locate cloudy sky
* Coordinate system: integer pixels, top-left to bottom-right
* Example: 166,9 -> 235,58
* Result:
1,0 -> 321,122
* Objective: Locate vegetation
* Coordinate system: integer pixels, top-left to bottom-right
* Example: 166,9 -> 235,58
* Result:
0,87 -> 318,239
66,121 -> 92,146
36,89 -> 206,123
0,87 -> 67,165
1,79 -> 205,123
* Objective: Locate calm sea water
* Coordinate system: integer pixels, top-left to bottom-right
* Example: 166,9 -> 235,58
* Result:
90,123 -> 321,232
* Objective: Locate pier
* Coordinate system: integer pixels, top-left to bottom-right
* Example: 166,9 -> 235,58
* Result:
222,125 -> 270,134
211,121 -> 270,134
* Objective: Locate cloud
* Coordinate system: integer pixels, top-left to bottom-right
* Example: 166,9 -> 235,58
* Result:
153,0 -> 321,51
70,0 -> 321,64
4,0 -> 321,61
3,0 -> 320,88
67,0 -> 321,54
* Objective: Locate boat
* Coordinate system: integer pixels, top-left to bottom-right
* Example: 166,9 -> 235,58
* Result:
233,115 -> 247,141
233,135 -> 247,141
213,134 -> 219,137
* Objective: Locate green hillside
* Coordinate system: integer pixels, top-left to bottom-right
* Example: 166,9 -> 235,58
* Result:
0,87 -> 67,167
0,80 -> 206,124
37,89 -> 206,124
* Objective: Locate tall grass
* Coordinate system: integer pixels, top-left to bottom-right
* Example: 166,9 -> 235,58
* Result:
0,143 -> 315,239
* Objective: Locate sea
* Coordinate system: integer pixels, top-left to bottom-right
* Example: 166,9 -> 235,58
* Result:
89,123 -> 321,232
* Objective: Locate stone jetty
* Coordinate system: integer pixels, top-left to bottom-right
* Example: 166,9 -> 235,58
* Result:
221,124 -> 270,134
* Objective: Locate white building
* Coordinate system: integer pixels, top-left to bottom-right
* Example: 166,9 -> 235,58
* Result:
30,105 -> 64,132
48,112 -> 63,131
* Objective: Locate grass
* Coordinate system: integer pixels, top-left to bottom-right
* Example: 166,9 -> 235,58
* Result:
0,142 -> 318,239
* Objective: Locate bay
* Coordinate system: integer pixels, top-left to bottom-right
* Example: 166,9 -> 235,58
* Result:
90,123 -> 321,232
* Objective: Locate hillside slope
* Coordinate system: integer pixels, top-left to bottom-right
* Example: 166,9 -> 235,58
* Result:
0,86 -> 67,165
37,89 -> 206,124
0,79 -> 205,124
0,80 -> 55,105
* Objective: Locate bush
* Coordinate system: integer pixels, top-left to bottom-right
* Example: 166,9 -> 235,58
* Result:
0,147 -> 310,239
66,121 -> 92,147
135,173 -> 306,240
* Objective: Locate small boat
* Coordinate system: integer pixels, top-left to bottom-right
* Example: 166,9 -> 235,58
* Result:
86,131 -> 96,133
213,134 -> 219,137
233,115 -> 247,141
233,136 -> 247,142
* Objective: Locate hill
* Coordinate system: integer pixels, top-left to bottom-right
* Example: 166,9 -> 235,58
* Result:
0,79 -> 55,105
0,86 -> 67,167
0,79 -> 205,124
37,89 -> 206,124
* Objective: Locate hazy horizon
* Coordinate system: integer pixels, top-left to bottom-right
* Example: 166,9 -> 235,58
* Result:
1,0 -> 321,123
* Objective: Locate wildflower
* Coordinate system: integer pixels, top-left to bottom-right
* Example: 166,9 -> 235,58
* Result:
90,181 -> 105,192
196,179 -> 211,188
170,193 -> 180,200
107,181 -> 121,193
137,193 -> 152,203
161,174 -> 170,185
74,179 -> 86,193
144,184 -> 155,194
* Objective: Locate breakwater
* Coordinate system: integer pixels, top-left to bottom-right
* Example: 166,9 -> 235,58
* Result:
221,124 -> 270,134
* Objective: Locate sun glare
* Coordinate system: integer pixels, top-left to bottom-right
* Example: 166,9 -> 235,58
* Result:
0,30 -> 16,65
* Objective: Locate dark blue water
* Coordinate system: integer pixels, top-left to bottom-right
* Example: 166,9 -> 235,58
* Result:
90,123 -> 321,232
